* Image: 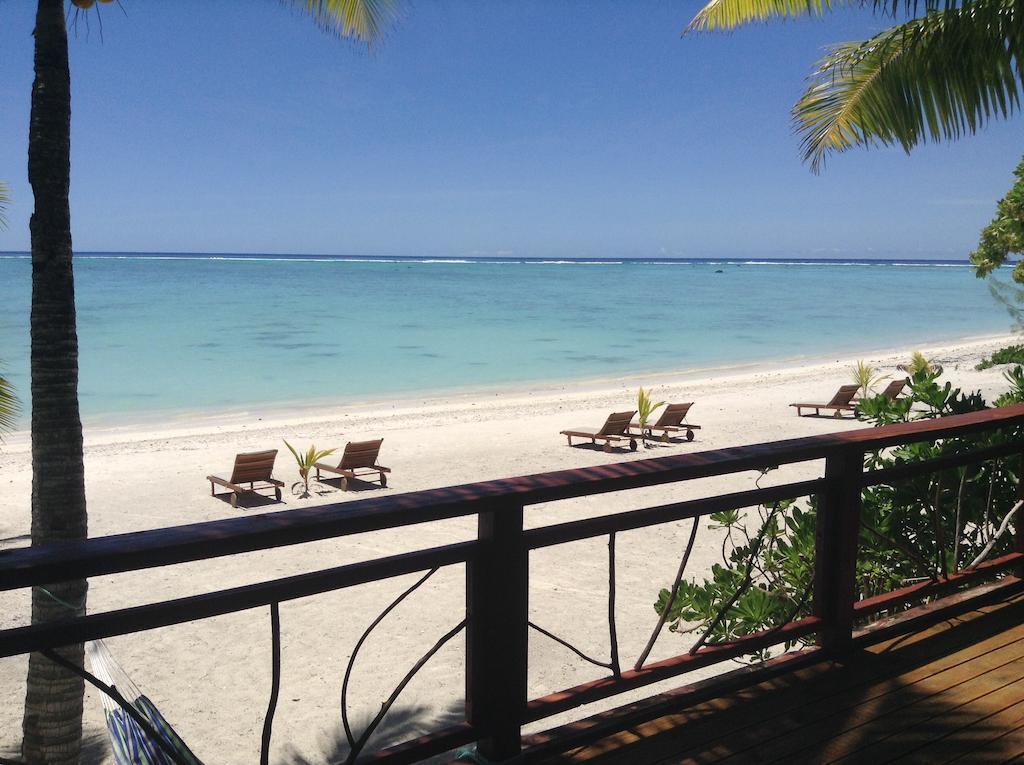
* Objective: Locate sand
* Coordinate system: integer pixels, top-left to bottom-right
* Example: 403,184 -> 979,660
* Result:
0,334 -> 1018,763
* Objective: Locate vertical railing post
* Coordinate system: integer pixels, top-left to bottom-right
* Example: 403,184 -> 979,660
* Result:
466,501 -> 528,761
814,448 -> 864,654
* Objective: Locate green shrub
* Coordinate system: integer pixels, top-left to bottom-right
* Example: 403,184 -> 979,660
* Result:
976,344 -> 1024,370
654,368 -> 1024,662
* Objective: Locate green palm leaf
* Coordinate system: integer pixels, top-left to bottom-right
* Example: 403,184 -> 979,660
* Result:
686,0 -> 849,32
686,0 -> 971,32
0,365 -> 20,438
0,181 -> 9,230
793,0 -> 1023,171
296,0 -> 400,43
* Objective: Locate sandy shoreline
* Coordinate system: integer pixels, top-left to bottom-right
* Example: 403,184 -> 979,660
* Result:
0,333 -> 1020,763
0,330 -> 1014,449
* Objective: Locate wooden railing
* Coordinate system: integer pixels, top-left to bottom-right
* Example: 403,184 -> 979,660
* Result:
2,404 -> 1024,764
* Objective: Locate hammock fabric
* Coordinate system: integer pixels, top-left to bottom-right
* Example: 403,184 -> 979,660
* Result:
86,641 -> 203,765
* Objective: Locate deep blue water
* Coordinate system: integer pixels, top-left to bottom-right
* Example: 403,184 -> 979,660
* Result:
0,253 -> 1014,425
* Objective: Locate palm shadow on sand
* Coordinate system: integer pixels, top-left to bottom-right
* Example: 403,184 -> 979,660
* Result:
279,701 -> 465,765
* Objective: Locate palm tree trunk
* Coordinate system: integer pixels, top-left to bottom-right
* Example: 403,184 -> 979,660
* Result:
21,1 -> 89,762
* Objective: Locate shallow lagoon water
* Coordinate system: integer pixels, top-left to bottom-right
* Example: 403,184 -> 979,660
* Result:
0,254 -> 1013,424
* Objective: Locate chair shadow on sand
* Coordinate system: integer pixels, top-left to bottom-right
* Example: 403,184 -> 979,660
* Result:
210,491 -> 282,510
315,475 -> 389,493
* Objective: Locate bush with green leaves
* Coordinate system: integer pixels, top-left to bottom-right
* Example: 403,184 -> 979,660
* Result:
976,344 -> 1024,370
654,368 -> 1024,661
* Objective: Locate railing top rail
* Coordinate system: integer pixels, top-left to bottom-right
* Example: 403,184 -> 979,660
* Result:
3,403 -> 1023,590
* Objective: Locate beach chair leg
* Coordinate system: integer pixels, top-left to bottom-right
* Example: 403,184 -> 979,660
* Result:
603,441 -> 611,453
315,467 -> 321,480
565,435 -> 572,446
340,477 -> 349,492
275,487 -> 282,501
662,432 -> 669,443
629,439 -> 637,451
686,429 -> 694,441
380,472 -> 387,488
210,481 -> 215,496
230,492 -> 238,508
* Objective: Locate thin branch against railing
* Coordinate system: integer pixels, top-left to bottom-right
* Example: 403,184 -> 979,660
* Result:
528,622 -> 615,672
260,603 -> 282,765
932,474 -> 948,579
634,517 -> 699,671
967,500 -> 1023,569
608,532 -> 621,679
689,504 -> 783,655
859,520 -> 938,582
953,467 -> 968,568
343,619 -> 467,765
341,567 -> 439,751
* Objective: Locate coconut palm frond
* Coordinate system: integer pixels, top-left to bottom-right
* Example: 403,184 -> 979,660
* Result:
637,387 -> 666,430
297,0 -> 400,43
685,0 -> 847,33
686,0 -> 971,33
793,0 -> 1023,172
852,360 -> 887,399
0,181 -> 9,231
0,370 -> 20,437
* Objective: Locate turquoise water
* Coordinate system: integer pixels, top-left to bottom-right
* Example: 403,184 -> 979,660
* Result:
0,254 -> 1014,425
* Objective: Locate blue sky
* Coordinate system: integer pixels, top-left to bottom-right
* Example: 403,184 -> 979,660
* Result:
0,1 -> 1020,259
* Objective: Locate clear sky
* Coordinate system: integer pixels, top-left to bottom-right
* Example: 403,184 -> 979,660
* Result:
0,1 -> 1020,259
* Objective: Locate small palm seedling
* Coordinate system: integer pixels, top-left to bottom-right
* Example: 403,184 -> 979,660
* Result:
284,440 -> 336,498
851,360 -> 886,400
637,386 -> 666,445
899,350 -> 943,377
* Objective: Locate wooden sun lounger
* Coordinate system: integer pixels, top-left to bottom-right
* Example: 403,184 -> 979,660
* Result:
881,377 -> 909,401
315,438 -> 390,491
561,411 -> 638,452
790,384 -> 860,417
207,449 -> 284,508
631,402 -> 701,442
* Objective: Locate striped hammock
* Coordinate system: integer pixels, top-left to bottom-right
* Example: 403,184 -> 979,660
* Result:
86,641 -> 203,765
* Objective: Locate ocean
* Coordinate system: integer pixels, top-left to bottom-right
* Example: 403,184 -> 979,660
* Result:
0,253 -> 1014,425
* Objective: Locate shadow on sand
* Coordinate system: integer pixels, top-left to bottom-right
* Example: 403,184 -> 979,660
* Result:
279,701 -> 465,765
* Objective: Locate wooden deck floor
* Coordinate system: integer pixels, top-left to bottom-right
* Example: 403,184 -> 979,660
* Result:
532,590 -> 1024,764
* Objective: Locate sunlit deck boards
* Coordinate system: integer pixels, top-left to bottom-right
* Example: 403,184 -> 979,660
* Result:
531,590 -> 1024,764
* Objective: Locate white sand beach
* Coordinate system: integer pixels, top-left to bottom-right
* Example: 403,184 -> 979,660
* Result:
0,334 -> 1019,763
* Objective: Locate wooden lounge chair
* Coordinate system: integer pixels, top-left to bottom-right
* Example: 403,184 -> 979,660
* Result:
315,438 -> 390,491
790,384 -> 860,417
561,411 -> 638,452
207,449 -> 284,508
880,378 -> 909,401
632,402 -> 701,442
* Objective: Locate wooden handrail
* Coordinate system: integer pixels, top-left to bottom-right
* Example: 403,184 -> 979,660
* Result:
3,404 -> 1022,591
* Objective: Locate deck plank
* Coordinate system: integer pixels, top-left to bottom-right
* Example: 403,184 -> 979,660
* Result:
529,593 -> 1024,765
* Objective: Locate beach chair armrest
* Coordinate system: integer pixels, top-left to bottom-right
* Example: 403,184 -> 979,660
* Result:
314,461 -> 343,475
207,475 -> 245,494
561,428 -> 595,438
266,478 -> 285,487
